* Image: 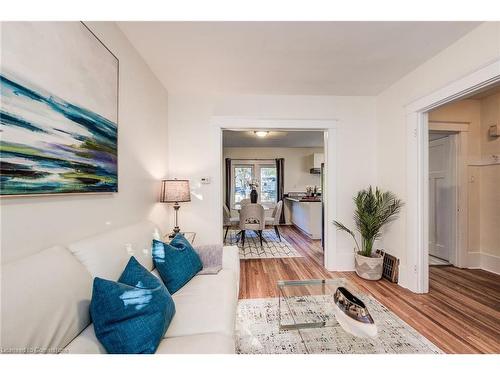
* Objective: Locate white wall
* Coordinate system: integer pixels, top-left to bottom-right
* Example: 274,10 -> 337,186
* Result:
0,22 -> 169,264
167,94 -> 377,270
376,22 -> 500,285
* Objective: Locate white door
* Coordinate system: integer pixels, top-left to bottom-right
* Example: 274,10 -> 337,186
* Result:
428,136 -> 456,262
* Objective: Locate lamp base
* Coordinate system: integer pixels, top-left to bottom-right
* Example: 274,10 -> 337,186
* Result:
168,202 -> 181,239
168,227 -> 180,239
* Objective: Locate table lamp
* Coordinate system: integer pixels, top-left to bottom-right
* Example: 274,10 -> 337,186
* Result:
160,179 -> 191,238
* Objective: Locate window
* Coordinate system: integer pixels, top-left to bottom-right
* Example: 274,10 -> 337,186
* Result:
260,166 -> 277,203
231,161 -> 277,207
234,166 -> 253,204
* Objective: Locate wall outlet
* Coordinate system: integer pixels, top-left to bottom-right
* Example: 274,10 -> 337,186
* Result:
201,177 -> 211,184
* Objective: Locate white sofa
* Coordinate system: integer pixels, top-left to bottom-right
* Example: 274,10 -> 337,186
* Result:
1,221 -> 240,354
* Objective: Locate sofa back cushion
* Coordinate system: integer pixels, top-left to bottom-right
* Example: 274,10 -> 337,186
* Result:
68,221 -> 159,281
1,246 -> 93,353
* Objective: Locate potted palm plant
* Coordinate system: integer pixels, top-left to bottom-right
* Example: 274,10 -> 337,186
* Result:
333,186 -> 403,280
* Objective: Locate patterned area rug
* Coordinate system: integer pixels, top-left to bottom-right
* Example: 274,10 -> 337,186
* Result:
225,229 -> 303,260
236,295 -> 442,354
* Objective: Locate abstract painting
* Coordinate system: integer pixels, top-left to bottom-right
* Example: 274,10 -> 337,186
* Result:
0,22 -> 118,196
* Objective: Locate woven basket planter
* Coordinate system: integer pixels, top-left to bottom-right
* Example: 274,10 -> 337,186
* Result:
354,252 -> 383,281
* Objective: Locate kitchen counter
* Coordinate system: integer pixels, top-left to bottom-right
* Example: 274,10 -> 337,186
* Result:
285,197 -> 321,203
286,198 -> 322,239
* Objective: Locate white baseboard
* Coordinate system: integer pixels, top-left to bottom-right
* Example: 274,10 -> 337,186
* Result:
479,253 -> 500,275
327,251 -> 499,288
290,224 -> 321,240
465,252 -> 499,275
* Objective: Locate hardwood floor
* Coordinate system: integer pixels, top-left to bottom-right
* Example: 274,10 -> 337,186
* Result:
239,225 -> 500,354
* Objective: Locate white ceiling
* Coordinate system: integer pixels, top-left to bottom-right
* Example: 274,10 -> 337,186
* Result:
118,21 -> 480,95
223,130 -> 324,148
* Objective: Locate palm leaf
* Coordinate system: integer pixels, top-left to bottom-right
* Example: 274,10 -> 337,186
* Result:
333,220 -> 360,253
333,186 -> 404,256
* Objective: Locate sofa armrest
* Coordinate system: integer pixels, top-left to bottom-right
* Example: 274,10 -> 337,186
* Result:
194,244 -> 223,275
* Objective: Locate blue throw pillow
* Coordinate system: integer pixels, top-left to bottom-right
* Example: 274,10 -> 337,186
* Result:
152,234 -> 203,294
90,256 -> 175,354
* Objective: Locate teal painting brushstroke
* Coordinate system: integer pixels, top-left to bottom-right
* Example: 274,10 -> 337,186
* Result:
0,73 -> 117,195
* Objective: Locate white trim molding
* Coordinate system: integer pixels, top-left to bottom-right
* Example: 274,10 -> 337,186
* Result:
429,121 -> 470,132
404,58 -> 500,293
211,117 -> 339,271
479,253 -> 500,275
406,59 -> 500,113
466,252 -> 500,275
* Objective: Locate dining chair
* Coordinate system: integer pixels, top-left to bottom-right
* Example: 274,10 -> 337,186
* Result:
265,200 -> 283,241
223,204 -> 239,241
239,203 -> 265,247
239,198 -> 251,207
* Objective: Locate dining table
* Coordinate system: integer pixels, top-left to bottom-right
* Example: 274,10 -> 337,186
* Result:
233,203 -> 272,211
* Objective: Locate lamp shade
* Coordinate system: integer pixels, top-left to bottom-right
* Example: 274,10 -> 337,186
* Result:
160,179 -> 191,203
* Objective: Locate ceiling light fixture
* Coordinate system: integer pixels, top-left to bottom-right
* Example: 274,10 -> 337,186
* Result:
254,131 -> 269,138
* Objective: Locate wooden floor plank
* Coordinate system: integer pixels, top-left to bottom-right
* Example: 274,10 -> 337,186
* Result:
238,225 -> 500,354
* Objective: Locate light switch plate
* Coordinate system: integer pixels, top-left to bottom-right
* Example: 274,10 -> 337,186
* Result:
201,177 -> 210,184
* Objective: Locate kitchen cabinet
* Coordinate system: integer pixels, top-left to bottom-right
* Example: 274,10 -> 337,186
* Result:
309,153 -> 324,174
286,197 -> 322,239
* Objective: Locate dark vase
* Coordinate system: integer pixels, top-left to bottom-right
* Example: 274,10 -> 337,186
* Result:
250,189 -> 258,203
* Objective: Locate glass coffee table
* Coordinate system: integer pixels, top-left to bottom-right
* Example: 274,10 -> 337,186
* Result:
277,278 -> 365,331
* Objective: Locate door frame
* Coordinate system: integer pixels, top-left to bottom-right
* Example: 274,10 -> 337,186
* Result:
211,117 -> 337,270
405,59 -> 500,293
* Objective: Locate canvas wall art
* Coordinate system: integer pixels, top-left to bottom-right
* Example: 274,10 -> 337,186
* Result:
0,22 -> 118,196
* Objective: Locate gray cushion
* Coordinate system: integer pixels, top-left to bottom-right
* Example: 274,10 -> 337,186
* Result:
195,244 -> 223,275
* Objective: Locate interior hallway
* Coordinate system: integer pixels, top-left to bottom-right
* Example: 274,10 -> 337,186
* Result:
239,225 -> 500,353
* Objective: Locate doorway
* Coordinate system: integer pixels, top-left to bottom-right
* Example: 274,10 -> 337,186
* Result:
221,129 -> 326,261
428,132 -> 457,266
212,118 -> 337,271
406,59 -> 500,293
